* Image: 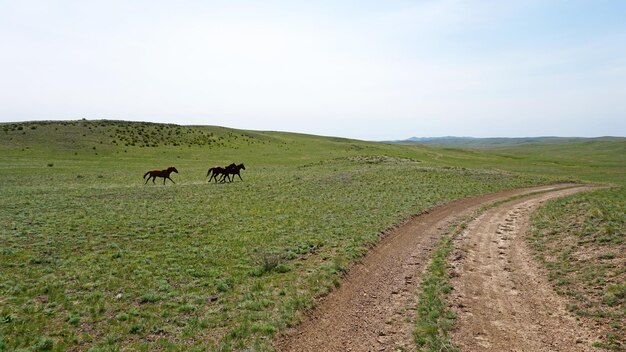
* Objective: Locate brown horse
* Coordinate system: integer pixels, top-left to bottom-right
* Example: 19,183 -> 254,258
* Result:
144,167 -> 178,184
207,166 -> 227,183
223,163 -> 245,182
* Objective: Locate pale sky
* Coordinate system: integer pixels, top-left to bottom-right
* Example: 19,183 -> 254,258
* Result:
1,0 -> 625,140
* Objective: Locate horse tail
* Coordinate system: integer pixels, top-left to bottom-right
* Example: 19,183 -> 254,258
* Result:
206,168 -> 213,177
143,171 -> 150,179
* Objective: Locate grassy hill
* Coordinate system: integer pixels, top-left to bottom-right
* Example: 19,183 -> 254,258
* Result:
0,120 -> 623,351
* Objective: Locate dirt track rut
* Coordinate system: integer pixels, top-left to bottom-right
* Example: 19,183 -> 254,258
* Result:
275,184 -> 592,352
449,186 -> 599,352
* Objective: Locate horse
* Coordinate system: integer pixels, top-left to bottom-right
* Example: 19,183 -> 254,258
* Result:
223,163 -> 245,182
143,166 -> 178,184
207,166 -> 227,183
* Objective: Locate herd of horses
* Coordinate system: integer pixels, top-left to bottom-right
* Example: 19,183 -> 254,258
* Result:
206,163 -> 246,183
143,163 -> 245,185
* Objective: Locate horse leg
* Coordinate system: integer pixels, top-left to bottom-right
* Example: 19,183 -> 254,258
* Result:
168,176 -> 175,184
237,174 -> 243,181
145,175 -> 150,184
152,176 -> 156,184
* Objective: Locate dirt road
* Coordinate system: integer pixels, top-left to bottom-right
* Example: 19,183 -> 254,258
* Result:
275,184 -> 593,352
449,186 -> 599,352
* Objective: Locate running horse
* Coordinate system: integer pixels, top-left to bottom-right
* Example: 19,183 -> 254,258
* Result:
143,166 -> 178,184
224,163 -> 245,182
206,166 -> 227,183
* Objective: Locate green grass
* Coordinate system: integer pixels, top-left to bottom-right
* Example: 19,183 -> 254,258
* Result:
413,229 -> 459,352
530,188 -> 625,350
0,119 -> 623,351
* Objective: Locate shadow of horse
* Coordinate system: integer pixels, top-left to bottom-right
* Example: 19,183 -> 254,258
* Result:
144,166 -> 178,184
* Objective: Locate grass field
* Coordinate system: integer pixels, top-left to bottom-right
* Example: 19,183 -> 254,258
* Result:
530,188 -> 625,350
0,120 -> 623,351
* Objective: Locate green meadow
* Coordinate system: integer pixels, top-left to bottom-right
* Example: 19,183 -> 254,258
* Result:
0,120 -> 624,351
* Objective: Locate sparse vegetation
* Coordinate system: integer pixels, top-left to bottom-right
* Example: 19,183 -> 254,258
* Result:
414,230 -> 459,352
530,188 -> 625,350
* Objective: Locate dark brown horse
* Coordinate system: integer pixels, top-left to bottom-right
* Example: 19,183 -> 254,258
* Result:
223,163 -> 245,182
144,166 -> 178,184
206,166 -> 227,183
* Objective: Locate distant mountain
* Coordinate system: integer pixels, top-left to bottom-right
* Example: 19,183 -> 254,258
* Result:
391,136 -> 623,148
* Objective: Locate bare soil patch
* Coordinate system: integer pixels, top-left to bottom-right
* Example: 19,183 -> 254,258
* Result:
275,184 -> 582,351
